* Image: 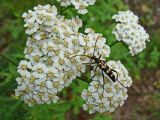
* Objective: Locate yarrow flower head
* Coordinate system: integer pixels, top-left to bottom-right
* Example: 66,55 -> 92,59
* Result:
15,4 -> 111,106
112,10 -> 150,56
57,0 -> 96,14
81,60 -> 132,114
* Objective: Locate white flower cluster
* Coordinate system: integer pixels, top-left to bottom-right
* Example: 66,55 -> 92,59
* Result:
81,61 -> 132,114
112,10 -> 150,56
57,0 -> 96,14
15,4 -> 110,106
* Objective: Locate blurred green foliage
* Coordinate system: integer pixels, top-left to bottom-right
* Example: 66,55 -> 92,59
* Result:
0,0 -> 160,120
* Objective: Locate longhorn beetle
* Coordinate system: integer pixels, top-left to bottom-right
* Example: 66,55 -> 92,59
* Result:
72,35 -> 126,88
89,55 -> 125,88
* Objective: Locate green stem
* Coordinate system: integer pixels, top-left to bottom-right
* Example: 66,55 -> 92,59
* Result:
110,41 -> 119,47
0,54 -> 17,66
121,42 -> 129,51
60,6 -> 73,14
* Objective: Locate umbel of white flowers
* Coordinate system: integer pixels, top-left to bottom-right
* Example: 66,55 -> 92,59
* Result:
81,61 -> 132,114
15,4 -> 111,107
56,0 -> 96,14
15,4 -> 149,114
112,10 -> 150,56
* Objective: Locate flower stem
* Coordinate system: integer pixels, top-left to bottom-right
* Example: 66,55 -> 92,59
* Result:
60,6 -> 73,14
110,41 -> 119,47
121,42 -> 129,50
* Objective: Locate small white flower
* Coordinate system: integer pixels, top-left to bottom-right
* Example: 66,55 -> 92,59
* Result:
47,79 -> 64,93
34,78 -> 48,92
17,60 -> 32,76
32,63 -> 47,78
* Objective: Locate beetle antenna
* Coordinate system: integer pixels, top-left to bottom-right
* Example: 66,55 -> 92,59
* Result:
70,54 -> 91,58
93,38 -> 98,56
111,69 -> 126,88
